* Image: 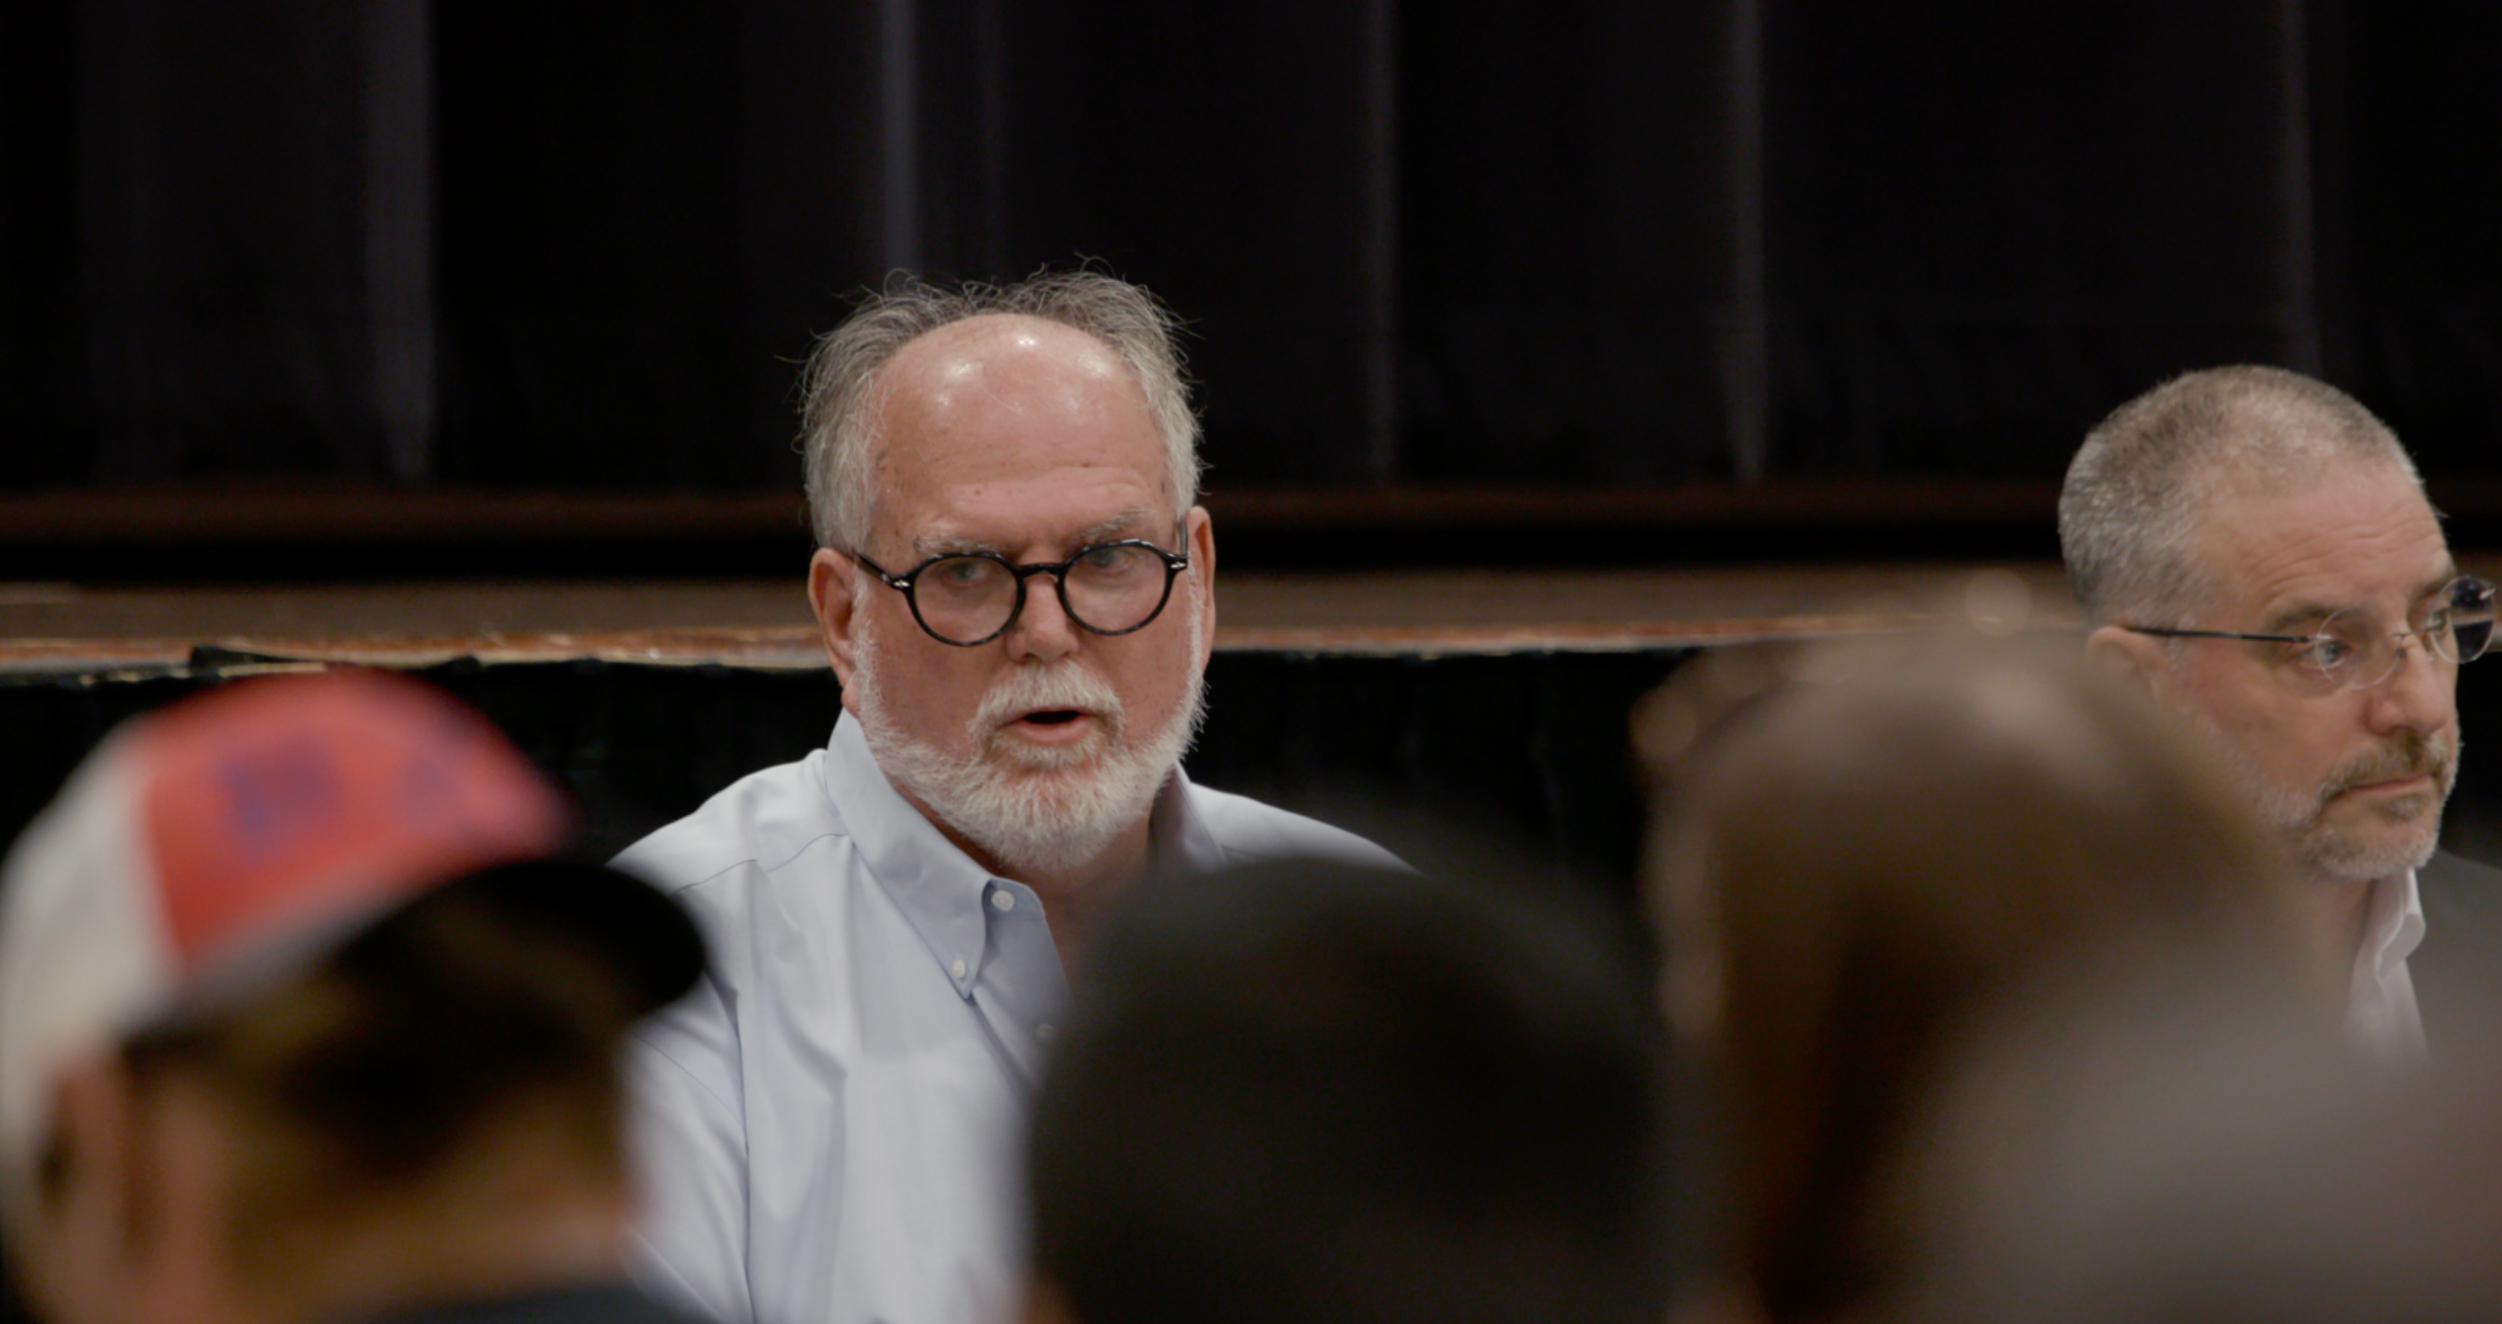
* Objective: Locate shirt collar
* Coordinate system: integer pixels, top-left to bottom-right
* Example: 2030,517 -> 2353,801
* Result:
2345,866 -> 2429,1060
2361,866 -> 2428,983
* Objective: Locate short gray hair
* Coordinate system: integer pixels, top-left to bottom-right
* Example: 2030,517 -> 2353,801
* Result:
799,270 -> 1202,551
2058,365 -> 2423,624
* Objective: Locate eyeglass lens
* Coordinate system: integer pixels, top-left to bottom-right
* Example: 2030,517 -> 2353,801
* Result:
912,544 -> 1175,644
2299,576 -> 2496,689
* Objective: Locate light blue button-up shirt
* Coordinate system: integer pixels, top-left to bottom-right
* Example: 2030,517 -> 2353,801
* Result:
618,715 -> 1401,1324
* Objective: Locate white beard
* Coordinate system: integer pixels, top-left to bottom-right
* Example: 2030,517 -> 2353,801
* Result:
847,590 -> 1208,879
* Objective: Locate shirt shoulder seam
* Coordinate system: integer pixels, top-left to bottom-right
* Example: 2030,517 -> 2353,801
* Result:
647,830 -> 850,900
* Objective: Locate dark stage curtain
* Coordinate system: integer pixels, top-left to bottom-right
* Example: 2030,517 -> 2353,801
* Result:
12,2 -> 2502,496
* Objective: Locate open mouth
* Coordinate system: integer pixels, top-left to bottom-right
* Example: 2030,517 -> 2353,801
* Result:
998,707 -> 1100,750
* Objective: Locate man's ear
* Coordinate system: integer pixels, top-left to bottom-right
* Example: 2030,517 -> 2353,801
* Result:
808,549 -> 863,712
2086,622 -> 2171,697
1186,505 -> 1216,668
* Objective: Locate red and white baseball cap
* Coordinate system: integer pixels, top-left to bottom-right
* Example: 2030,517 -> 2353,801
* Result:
0,669 -> 583,1187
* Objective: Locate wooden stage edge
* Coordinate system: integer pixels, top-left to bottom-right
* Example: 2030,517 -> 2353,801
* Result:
13,542 -> 2497,673
25,548 -> 2502,674
0,615 -> 1969,676
0,564 -> 2106,675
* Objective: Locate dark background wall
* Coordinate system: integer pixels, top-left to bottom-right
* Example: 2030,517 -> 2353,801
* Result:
10,0 -> 2502,558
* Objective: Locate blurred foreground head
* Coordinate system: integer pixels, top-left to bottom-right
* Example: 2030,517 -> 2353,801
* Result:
1640,630 -> 2332,1323
0,670 -> 705,1324
1023,858 -> 1676,1324
1913,1001 -> 2502,1323
1902,966 -> 2502,1324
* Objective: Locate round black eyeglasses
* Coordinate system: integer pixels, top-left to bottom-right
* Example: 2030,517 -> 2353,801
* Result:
853,539 -> 1191,647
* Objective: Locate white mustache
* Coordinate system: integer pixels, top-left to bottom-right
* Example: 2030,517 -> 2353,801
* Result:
972,664 -> 1126,735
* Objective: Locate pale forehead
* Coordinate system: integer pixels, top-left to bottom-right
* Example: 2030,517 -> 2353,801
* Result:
2189,459 -> 2451,614
866,313 -> 1169,539
880,313 -> 1140,416
872,315 -> 1155,475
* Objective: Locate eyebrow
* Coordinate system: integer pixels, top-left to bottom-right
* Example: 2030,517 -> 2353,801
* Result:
2255,568 -> 2462,635
909,507 -> 1157,560
1068,508 -> 1156,546
2255,600 -> 2341,635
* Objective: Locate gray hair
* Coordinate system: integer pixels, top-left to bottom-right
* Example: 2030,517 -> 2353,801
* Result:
799,270 -> 1202,551
2058,365 -> 2423,625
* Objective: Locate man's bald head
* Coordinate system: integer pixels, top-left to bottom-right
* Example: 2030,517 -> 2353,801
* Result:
800,271 -> 1200,553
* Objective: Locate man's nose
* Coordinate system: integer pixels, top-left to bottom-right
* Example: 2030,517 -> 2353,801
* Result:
1004,573 -> 1083,660
2364,631 -> 2458,737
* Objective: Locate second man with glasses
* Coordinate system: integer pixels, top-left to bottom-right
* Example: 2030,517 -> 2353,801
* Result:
2063,364 -> 2502,1058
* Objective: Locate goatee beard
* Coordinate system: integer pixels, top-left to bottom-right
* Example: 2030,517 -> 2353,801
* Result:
848,614 -> 1208,879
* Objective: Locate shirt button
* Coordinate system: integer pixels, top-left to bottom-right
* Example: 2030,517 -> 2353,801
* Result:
951,958 -> 968,980
990,890 -> 1017,913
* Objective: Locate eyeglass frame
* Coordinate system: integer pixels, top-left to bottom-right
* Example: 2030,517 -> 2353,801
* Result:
2117,574 -> 2497,693
849,536 -> 1193,647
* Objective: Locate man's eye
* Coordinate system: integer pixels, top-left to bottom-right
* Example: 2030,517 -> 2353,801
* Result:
934,558 -> 996,586
2301,635 -> 2357,671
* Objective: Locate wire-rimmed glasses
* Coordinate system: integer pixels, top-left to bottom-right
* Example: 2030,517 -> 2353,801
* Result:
2121,574 -> 2497,694
853,539 -> 1190,647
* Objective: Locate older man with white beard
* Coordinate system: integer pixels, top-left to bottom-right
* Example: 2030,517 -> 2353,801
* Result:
618,271 -> 1399,1324
2063,365 -> 2502,1061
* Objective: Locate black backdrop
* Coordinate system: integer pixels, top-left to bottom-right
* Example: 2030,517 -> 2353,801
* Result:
11,1 -> 2502,504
